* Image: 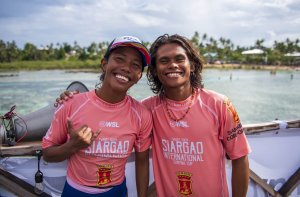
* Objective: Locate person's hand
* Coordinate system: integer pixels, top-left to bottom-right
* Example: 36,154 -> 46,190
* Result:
54,90 -> 79,107
67,118 -> 101,151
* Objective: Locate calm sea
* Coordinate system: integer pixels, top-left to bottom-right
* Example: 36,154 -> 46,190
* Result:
0,69 -> 299,124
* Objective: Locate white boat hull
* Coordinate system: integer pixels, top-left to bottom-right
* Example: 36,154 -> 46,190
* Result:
1,81 -> 299,197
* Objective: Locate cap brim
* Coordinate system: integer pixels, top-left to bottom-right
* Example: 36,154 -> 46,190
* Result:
110,42 -> 150,67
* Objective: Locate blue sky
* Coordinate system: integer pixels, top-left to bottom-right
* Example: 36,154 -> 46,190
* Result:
0,0 -> 299,48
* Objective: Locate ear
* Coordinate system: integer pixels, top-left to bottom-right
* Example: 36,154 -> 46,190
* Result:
101,58 -> 108,72
190,62 -> 195,72
138,72 -> 142,80
152,66 -> 157,77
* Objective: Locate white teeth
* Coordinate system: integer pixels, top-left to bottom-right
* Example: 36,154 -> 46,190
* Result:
167,73 -> 181,77
116,74 -> 129,82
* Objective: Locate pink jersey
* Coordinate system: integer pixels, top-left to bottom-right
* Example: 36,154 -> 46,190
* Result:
142,88 -> 251,197
42,90 -> 152,187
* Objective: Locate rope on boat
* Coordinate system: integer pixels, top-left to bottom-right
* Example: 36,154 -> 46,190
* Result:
0,105 -> 29,145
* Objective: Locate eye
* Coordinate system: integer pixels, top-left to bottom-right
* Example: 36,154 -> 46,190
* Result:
159,58 -> 169,64
175,55 -> 185,62
114,55 -> 125,62
131,62 -> 142,71
116,57 -> 123,61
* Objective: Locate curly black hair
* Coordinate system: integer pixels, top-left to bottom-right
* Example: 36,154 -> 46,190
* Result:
146,34 -> 204,95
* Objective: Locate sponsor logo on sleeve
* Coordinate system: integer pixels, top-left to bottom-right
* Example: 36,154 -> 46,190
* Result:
224,97 -> 240,123
227,123 -> 244,141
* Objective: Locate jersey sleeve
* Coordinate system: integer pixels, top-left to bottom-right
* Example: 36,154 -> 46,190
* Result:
134,106 -> 153,152
42,104 -> 69,149
219,97 -> 251,160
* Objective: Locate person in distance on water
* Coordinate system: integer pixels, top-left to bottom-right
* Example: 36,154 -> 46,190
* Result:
55,34 -> 251,197
42,36 -> 153,197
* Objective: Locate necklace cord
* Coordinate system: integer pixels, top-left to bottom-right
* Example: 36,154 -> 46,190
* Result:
165,89 -> 195,122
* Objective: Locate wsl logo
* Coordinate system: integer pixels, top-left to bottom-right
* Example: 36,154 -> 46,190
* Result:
169,121 -> 189,128
99,121 -> 120,128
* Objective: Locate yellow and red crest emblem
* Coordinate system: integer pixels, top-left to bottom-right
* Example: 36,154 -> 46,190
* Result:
224,97 -> 240,123
97,164 -> 112,185
177,172 -> 193,196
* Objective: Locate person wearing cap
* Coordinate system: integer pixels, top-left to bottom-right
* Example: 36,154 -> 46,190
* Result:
42,36 -> 152,197
53,34 -> 250,197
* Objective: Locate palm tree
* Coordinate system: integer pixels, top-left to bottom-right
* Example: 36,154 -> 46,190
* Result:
191,31 -> 200,48
254,39 -> 265,49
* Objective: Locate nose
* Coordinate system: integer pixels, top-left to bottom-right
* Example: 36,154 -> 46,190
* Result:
120,62 -> 131,73
168,61 -> 179,69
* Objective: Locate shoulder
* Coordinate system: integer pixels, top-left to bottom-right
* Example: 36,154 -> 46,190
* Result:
199,88 -> 227,104
55,91 -> 91,113
127,96 -> 153,122
196,88 -> 229,118
67,91 -> 90,105
127,96 -> 151,114
141,95 -> 162,111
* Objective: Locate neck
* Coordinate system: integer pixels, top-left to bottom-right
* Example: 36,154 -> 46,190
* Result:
164,84 -> 193,101
96,86 -> 126,104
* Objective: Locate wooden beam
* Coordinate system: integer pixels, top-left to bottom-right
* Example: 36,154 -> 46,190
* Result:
244,122 -> 279,134
0,168 -> 51,197
244,119 -> 300,135
278,167 -> 300,197
0,141 -> 41,157
249,169 -> 282,197
287,120 -> 300,129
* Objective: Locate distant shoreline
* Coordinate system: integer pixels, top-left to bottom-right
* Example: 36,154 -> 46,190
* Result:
0,62 -> 299,73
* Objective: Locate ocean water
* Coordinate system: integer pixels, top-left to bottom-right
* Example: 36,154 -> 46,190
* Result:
0,69 -> 299,124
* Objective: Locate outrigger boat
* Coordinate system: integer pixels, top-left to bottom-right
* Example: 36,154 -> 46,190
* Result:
1,81 -> 299,197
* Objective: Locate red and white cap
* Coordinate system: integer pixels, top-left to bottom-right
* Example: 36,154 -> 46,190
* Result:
104,36 -> 151,68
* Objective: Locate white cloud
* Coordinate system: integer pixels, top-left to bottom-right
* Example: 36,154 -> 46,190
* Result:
142,4 -> 168,13
125,13 -> 165,27
0,0 -> 299,48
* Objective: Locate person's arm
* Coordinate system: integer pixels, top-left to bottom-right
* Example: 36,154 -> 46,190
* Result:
43,119 -> 100,162
231,155 -> 249,197
135,149 -> 149,197
43,139 -> 80,162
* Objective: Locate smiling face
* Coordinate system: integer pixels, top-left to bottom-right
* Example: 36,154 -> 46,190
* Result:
155,43 -> 194,90
101,46 -> 143,94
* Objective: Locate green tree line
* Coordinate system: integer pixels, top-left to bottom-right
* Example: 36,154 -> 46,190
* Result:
190,32 -> 300,65
0,40 -> 110,62
0,32 -> 299,66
